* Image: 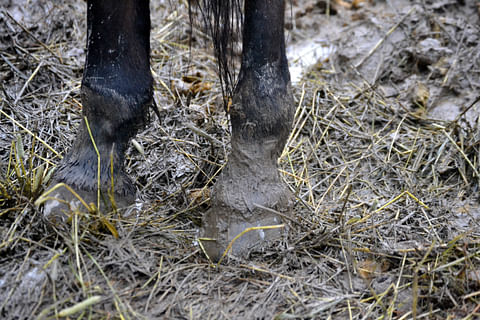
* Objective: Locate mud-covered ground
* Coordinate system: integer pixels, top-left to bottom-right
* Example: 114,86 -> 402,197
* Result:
2,0 -> 480,319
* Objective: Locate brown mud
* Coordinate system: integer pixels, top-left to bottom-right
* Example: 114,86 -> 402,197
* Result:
2,0 -> 480,319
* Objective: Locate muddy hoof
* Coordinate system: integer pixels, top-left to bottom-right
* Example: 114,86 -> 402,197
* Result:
40,180 -> 135,224
201,205 -> 289,262
39,153 -> 136,224
199,148 -> 294,261
39,113 -> 139,223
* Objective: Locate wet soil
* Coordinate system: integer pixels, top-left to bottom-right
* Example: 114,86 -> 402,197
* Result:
291,0 -> 480,123
2,0 -> 480,319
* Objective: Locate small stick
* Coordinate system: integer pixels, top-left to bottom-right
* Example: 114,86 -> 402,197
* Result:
185,123 -> 224,146
14,61 -> 43,104
3,10 -> 62,62
451,95 -> 480,125
354,6 -> 415,69
58,296 -> 103,317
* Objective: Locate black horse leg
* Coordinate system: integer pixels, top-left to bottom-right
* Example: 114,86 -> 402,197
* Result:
202,0 -> 294,260
44,0 -> 152,218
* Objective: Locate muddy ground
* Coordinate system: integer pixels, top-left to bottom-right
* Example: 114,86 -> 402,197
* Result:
2,0 -> 480,319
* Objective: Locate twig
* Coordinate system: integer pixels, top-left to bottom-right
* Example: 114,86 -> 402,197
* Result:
354,6 -> 415,68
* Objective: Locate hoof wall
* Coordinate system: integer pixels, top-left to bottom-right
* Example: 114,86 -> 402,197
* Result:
38,182 -> 135,225
200,207 -> 288,262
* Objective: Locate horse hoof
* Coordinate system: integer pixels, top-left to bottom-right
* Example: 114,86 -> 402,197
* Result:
40,180 -> 135,225
199,151 -> 294,261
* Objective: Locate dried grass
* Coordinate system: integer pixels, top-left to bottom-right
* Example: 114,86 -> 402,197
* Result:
1,0 -> 480,319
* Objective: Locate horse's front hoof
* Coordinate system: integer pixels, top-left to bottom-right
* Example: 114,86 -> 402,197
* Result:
40,180 -> 135,225
199,151 -> 294,261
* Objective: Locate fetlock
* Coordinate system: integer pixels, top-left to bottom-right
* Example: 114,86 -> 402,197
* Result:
44,84 -> 151,218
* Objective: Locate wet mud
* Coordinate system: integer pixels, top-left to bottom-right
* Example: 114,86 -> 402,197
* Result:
2,0 -> 480,319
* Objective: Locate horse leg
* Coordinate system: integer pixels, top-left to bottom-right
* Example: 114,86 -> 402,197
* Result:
202,0 -> 294,260
44,0 -> 152,219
